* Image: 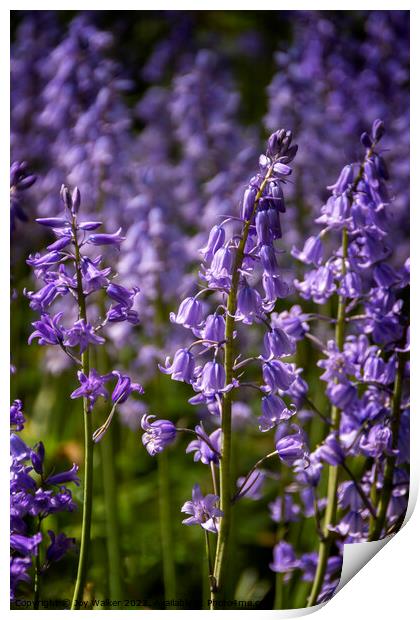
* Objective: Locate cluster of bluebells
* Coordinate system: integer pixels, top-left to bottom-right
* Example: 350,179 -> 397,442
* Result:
25,185 -> 143,440
265,120 -> 409,601
10,400 -> 78,601
12,15 -> 258,389
10,12 -> 409,608
141,129 -> 315,533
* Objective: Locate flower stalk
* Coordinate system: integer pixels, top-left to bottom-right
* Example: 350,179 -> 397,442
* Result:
368,349 -> 408,540
211,163 -> 274,605
71,215 -> 94,609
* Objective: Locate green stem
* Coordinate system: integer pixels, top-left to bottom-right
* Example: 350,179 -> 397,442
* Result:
205,530 -> 216,598
157,449 -> 177,599
33,517 -> 42,610
306,143 -> 380,608
274,574 -> 284,610
368,350 -> 407,540
100,424 -> 123,600
274,477 -> 285,609
211,165 -> 274,606
306,228 -> 348,608
71,219 -> 94,610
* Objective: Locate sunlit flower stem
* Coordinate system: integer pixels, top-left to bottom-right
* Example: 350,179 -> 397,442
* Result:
211,163 -> 274,607
368,349 -> 408,540
71,216 -> 93,609
307,147 -> 375,608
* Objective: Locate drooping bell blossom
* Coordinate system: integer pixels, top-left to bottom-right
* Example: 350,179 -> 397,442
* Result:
106,282 -> 140,324
186,426 -> 221,465
295,265 -> 337,304
199,225 -> 226,262
81,257 -> 111,294
192,360 -> 229,399
291,236 -> 324,266
338,481 -> 366,512
10,434 -> 31,462
326,382 -> 357,410
181,484 -> 223,534
141,414 -> 177,456
275,424 -> 308,466
170,296 -> 204,330
260,244 -> 279,274
205,246 -> 234,289
338,271 -> 363,299
314,434 -> 345,466
235,282 -> 263,324
262,359 -> 296,392
263,327 -> 295,359
262,273 -> 291,310
358,425 -> 396,459
201,313 -> 226,344
330,511 -> 367,540
269,541 -> 299,573
258,394 -> 296,432
158,348 -> 196,383
111,371 -> 144,404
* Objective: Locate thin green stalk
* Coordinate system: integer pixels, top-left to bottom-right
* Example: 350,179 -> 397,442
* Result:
211,165 -> 274,607
274,480 -> 285,609
368,350 -> 407,540
274,574 -> 284,609
94,334 -> 123,602
306,228 -> 348,608
33,517 -> 42,610
157,449 -> 176,599
71,218 -> 94,609
205,530 -> 216,597
100,424 -> 123,600
306,144 -> 378,608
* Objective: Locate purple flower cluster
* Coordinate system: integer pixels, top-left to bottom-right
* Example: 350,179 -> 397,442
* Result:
140,129 -> 310,542
25,185 -> 143,440
10,401 -> 77,601
276,120 -> 410,604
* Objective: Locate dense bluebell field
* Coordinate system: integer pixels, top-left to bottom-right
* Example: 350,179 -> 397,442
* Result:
10,10 -> 409,610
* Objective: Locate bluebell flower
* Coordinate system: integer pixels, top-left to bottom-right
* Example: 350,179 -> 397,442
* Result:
141,414 -> 177,456
181,484 -> 223,533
